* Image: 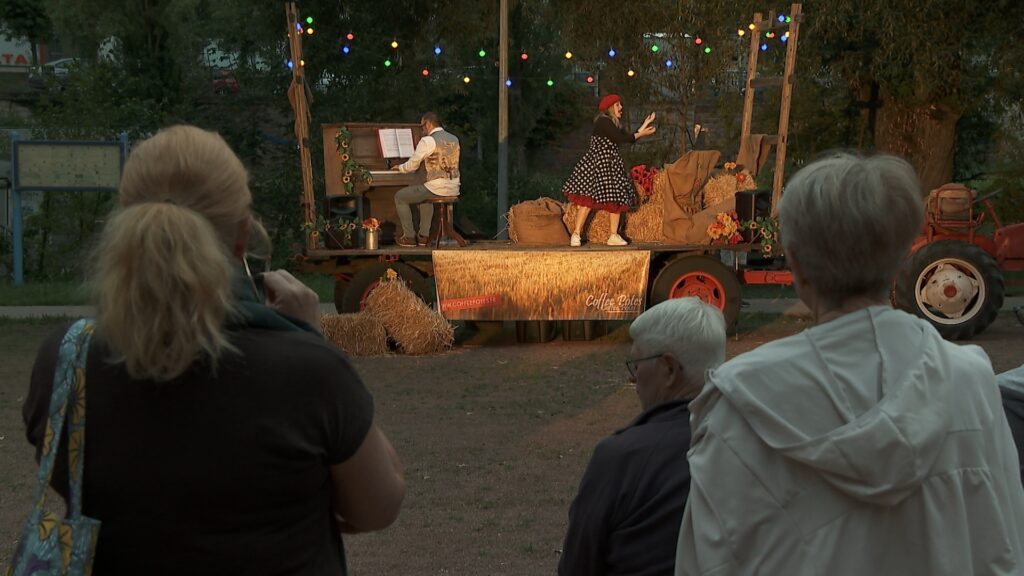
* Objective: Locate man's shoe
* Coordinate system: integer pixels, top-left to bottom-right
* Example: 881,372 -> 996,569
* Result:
395,235 -> 417,247
570,233 -> 582,247
606,233 -> 628,246
417,234 -> 430,247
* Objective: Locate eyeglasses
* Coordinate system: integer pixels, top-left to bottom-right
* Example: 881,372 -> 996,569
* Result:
625,354 -> 662,379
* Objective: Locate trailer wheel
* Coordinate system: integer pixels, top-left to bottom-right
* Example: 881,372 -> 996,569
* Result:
650,255 -> 742,328
895,240 -> 1004,340
339,262 -> 433,314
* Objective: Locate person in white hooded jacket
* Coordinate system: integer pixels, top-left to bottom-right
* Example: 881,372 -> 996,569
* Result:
675,152 -> 1024,576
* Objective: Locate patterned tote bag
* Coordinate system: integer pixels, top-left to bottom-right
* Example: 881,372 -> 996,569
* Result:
7,319 -> 101,576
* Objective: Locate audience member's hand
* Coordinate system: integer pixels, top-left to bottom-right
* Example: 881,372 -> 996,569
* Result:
261,270 -> 321,331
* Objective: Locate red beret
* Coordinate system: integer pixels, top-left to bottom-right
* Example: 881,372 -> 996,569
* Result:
598,94 -> 621,111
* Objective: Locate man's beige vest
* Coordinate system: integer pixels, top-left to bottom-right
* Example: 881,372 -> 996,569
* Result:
424,129 -> 460,181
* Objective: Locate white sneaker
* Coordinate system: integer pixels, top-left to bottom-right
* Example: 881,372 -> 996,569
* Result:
570,233 -> 582,247
606,233 -> 628,246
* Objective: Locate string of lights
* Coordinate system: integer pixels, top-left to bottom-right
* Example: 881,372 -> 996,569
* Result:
289,13 -> 794,85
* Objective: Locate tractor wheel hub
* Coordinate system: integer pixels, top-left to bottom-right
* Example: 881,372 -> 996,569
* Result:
921,263 -> 979,318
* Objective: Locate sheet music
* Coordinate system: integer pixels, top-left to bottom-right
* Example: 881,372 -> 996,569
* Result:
396,129 -> 415,157
377,128 -> 416,158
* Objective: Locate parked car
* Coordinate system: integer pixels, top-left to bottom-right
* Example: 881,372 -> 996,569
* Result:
211,68 -> 239,94
27,58 -> 81,90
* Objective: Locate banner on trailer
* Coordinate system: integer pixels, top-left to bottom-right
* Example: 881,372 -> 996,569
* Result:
432,250 -> 650,320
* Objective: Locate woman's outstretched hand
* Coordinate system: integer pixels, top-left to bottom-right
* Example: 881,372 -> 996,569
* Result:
636,112 -> 657,139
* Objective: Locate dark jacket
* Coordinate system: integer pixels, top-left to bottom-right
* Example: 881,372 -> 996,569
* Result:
559,399 -> 692,576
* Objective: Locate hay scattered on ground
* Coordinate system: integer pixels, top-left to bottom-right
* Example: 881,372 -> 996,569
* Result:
562,175 -> 667,244
321,313 -> 389,356
365,275 -> 454,355
702,169 -> 756,208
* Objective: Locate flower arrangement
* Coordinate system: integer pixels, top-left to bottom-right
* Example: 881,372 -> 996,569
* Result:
629,164 -> 660,198
740,215 -> 782,257
707,211 -> 744,245
335,126 -> 372,195
722,161 -> 749,184
362,217 -> 381,232
301,215 -> 360,248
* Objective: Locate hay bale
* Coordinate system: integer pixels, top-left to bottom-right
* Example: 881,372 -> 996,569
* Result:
321,313 -> 389,356
364,273 -> 454,355
702,169 -> 757,208
561,172 -> 668,244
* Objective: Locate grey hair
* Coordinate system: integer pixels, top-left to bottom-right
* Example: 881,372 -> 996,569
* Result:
629,297 -> 726,390
778,152 -> 924,306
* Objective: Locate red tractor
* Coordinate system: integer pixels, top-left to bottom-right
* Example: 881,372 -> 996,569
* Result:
894,184 -> 1024,339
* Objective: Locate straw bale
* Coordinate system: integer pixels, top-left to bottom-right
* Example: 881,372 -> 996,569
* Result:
561,174 -> 668,244
702,169 -> 757,208
320,313 -> 389,356
364,276 -> 454,355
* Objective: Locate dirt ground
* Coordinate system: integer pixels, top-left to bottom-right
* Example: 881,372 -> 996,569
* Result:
0,311 -> 1021,574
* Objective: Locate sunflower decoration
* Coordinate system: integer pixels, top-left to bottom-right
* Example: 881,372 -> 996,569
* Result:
740,215 -> 782,257
334,126 -> 372,194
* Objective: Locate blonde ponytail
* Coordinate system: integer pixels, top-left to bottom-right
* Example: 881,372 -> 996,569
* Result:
90,125 -> 253,381
90,203 -> 236,380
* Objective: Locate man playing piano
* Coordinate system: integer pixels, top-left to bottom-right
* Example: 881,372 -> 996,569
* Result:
391,112 -> 461,246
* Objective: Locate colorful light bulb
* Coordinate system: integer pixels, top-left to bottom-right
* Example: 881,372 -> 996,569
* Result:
478,49 -> 487,57
695,37 -> 703,45
565,51 -> 573,59
346,33 -> 355,41
651,44 -> 659,53
546,79 -> 554,86
505,79 -> 512,87
422,68 -> 430,76
391,40 -> 399,49
627,69 -> 635,77
608,48 -> 616,57
463,76 -> 471,84
521,52 -> 529,60
384,59 -> 392,67
434,46 -> 442,55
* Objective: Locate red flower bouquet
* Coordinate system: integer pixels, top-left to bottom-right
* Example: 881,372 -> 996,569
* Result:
630,164 -> 660,198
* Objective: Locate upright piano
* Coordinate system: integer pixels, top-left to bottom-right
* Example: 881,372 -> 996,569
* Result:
322,122 -> 424,245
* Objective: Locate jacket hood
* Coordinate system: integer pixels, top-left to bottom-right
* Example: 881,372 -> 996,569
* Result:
706,306 -> 993,506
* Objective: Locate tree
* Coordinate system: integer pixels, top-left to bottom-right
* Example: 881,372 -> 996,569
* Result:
0,0 -> 52,66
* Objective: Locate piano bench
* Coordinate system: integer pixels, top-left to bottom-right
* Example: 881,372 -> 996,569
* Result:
423,196 -> 468,248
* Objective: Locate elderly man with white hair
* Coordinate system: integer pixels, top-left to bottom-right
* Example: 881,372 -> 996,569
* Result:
675,153 -> 1024,576
559,297 -> 726,576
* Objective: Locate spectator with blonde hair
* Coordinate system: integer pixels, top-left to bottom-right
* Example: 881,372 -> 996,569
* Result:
560,297 -> 726,575
675,153 -> 1024,575
23,125 -> 405,575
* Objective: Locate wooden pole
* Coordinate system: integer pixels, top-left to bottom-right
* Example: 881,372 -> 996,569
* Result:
285,2 -> 317,252
771,3 -> 802,213
739,12 -> 763,145
496,0 -> 509,239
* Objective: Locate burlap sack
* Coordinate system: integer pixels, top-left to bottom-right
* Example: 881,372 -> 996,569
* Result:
509,197 -> 571,245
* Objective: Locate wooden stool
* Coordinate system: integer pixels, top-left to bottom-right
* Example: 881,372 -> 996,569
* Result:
424,196 -> 468,248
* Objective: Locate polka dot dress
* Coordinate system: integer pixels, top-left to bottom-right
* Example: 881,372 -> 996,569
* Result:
562,135 -> 636,214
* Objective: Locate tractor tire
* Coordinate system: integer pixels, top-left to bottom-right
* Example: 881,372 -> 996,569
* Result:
650,255 -> 742,328
339,262 -> 433,314
895,240 -> 1004,340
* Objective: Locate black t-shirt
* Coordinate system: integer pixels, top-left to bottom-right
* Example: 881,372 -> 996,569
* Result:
23,323 -> 374,576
